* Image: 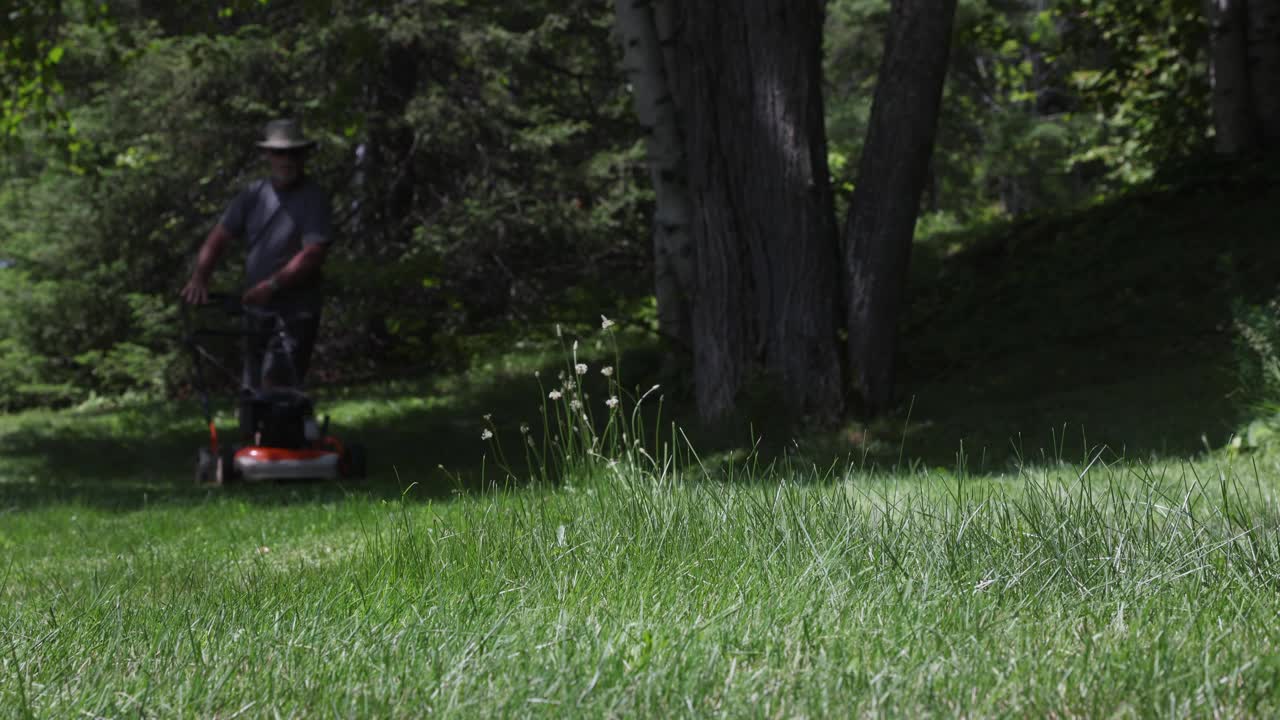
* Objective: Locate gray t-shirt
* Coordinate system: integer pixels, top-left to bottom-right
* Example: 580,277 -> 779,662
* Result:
220,178 -> 332,311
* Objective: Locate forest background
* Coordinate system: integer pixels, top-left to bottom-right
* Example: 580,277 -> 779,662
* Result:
1,0 -> 1278,445
11,3 -> 1280,714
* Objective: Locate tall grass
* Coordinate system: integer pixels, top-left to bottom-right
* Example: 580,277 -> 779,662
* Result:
5,321 -> 1280,716
5,448 -> 1280,716
479,317 -> 675,489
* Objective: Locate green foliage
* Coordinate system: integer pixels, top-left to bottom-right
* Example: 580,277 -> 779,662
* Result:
825,0 -> 1096,224
1231,298 -> 1280,450
936,1 -> 1095,217
0,338 -> 48,407
1233,299 -> 1280,403
0,0 -> 647,408
0,0 -> 1233,410
825,0 -> 1214,226
1058,0 -> 1212,186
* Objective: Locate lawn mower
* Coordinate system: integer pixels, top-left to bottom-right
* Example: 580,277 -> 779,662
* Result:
182,293 -> 366,485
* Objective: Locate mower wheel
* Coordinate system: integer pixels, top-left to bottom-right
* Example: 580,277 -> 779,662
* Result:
195,448 -> 216,485
344,442 -> 367,479
215,444 -> 240,485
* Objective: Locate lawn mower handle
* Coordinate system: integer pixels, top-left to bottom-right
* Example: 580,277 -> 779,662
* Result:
179,292 -> 292,431
181,291 -> 288,320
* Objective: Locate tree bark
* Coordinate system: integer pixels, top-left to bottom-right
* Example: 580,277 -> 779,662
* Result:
1208,0 -> 1261,153
671,0 -> 844,423
614,0 -> 694,351
843,0 -> 958,417
1246,0 -> 1280,146
652,0 -> 680,100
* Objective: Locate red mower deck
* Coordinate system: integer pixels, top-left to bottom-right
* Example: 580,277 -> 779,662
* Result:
234,445 -> 342,481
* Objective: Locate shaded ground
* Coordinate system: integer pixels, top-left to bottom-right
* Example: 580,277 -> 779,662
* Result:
0,341 -> 673,512
863,168 -> 1280,469
2,165 -> 1278,509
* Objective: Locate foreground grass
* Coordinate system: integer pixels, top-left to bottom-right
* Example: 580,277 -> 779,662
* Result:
5,171 -> 1280,716
6,450 -> 1280,717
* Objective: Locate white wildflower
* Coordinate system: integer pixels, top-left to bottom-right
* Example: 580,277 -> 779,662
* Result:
519,423 -> 530,435
570,400 -> 583,411
483,413 -> 492,421
601,366 -> 614,377
575,363 -> 588,376
549,390 -> 563,400
564,380 -> 576,391
606,396 -> 619,409
481,429 -> 494,441
601,315 -> 616,331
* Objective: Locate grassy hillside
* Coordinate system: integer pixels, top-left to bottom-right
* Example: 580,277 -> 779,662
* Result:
886,165 -> 1280,468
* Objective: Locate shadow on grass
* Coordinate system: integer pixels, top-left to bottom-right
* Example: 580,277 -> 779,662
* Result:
0,368 -> 548,513
3,171 -> 1278,510
0,343 -> 685,512
833,173 -> 1278,471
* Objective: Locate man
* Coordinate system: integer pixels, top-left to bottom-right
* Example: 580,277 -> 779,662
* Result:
181,118 -> 333,409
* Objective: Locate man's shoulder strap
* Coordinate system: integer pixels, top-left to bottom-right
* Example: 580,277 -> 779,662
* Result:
243,179 -> 284,248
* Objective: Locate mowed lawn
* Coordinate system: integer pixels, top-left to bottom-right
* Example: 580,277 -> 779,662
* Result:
5,381 -> 1280,718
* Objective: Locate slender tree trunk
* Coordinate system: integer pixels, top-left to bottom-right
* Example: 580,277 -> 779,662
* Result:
843,0 -> 957,417
672,0 -> 843,423
652,0 -> 680,99
1208,0 -> 1261,153
614,0 -> 694,351
1246,0 -> 1280,146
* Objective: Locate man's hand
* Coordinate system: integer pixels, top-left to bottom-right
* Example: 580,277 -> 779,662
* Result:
181,276 -> 210,305
242,279 -> 275,306
183,225 -> 232,305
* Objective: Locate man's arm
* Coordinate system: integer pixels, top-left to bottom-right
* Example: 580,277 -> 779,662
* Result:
181,224 -> 234,304
241,243 -> 329,306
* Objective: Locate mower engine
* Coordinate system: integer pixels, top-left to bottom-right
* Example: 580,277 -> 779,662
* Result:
242,389 -> 314,448
235,389 -> 342,481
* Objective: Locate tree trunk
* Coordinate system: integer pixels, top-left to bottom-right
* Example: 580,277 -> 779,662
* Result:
1246,0 -> 1280,146
843,0 -> 958,417
671,0 -> 844,423
652,0 -> 680,100
1208,0 -> 1260,153
614,0 -> 694,351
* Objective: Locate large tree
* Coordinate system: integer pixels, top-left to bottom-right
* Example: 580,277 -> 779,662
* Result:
843,0 -> 958,416
669,0 -> 844,423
